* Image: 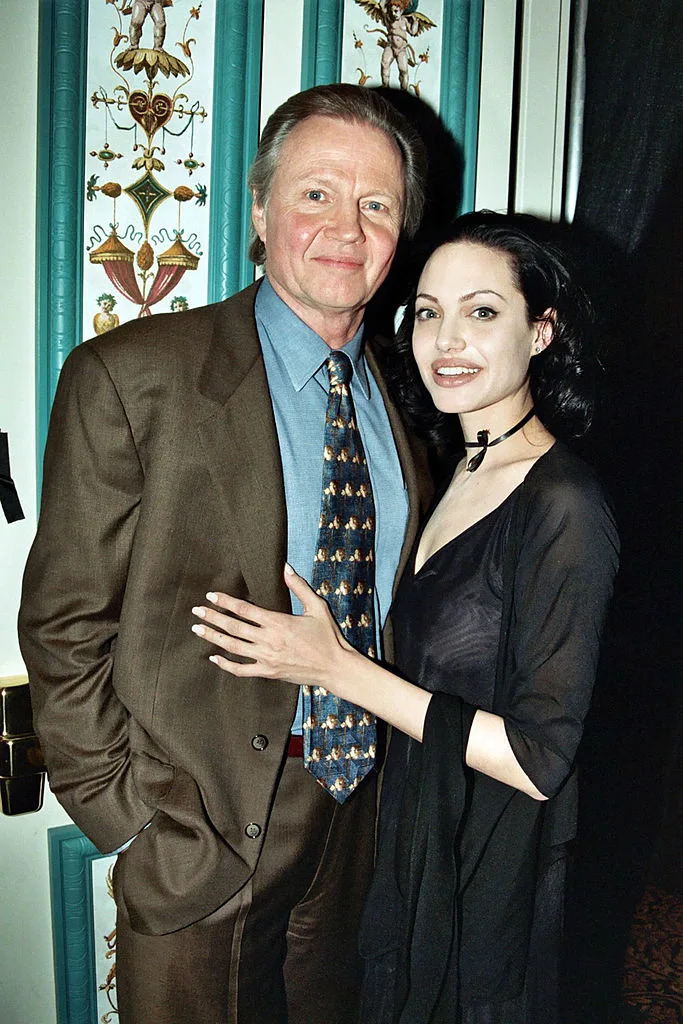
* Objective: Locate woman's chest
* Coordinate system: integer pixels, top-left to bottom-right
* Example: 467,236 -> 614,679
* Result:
393,498 -> 514,708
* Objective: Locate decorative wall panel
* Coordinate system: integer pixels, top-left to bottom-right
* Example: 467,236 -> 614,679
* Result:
49,825 -> 117,1024
37,0 -> 264,455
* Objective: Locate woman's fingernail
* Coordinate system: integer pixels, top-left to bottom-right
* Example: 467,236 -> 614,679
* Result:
209,655 -> 220,665
192,606 -> 205,618
284,562 -> 294,576
206,592 -> 218,602
192,624 -> 205,636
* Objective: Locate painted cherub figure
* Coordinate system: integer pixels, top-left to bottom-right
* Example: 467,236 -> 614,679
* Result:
93,293 -> 120,335
126,0 -> 173,51
356,0 -> 436,90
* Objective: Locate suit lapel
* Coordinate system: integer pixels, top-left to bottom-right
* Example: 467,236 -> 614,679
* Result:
195,284 -> 289,614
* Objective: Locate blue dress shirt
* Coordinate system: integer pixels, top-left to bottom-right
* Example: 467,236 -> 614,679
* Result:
255,276 -> 409,733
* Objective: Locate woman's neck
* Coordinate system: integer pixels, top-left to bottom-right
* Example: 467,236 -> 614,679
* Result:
457,405 -> 555,476
458,394 -> 533,445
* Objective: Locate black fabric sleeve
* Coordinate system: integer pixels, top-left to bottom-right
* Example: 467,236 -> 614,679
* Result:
396,692 -> 478,1023
503,471 -> 619,797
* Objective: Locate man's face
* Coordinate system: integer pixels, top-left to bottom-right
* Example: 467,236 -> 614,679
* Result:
252,114 -> 405,344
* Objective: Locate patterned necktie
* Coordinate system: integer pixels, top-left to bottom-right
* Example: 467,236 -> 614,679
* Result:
303,352 -> 377,802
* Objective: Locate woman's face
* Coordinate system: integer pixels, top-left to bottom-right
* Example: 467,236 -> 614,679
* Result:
411,241 -> 550,421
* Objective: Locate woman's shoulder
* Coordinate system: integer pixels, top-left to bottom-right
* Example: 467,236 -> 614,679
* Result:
505,443 -> 619,588
523,440 -> 611,508
515,441 -> 618,550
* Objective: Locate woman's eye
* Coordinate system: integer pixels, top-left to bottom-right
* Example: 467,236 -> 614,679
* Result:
415,307 -> 438,321
366,200 -> 385,212
472,307 -> 496,320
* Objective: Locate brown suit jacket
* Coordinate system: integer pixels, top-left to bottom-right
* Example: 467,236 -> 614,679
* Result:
19,282 -> 426,934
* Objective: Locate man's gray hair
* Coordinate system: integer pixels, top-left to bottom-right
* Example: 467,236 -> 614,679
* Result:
247,83 -> 426,266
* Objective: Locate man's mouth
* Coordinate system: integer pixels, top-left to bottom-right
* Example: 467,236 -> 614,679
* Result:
314,256 -> 364,269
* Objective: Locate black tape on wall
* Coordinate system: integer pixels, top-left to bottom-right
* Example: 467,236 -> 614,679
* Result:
0,432 -> 25,524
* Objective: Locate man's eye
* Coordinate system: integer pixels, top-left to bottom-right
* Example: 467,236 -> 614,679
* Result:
366,201 -> 385,212
306,190 -> 324,201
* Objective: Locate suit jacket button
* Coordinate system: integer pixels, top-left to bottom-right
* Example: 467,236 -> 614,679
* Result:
251,734 -> 268,751
245,822 -> 261,839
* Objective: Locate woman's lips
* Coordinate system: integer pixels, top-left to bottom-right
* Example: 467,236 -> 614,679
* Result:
431,360 -> 481,386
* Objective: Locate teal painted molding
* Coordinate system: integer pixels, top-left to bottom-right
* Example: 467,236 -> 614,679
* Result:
208,0 -> 264,300
48,824 -> 109,1024
36,0 -> 88,474
301,0 -> 343,88
440,0 -> 484,213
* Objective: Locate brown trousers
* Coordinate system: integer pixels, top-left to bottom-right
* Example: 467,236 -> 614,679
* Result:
115,755 -> 376,1023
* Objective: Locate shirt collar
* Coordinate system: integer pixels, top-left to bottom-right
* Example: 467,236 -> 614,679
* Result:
255,275 -> 370,398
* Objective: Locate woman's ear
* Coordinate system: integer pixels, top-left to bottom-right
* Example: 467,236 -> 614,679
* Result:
532,308 -> 556,356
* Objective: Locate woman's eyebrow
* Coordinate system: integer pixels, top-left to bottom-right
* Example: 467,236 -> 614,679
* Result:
459,289 -> 506,302
416,289 -> 508,304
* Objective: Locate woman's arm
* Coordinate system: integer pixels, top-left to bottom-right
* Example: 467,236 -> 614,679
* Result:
192,564 -> 433,742
500,470 -> 619,799
466,711 -> 548,799
192,566 -> 547,799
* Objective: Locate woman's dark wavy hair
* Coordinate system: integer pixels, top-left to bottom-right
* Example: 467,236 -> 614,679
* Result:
387,210 -> 598,448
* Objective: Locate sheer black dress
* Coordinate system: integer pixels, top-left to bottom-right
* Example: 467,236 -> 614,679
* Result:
359,442 -> 619,1023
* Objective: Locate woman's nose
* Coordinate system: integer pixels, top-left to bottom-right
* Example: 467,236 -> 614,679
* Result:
435,325 -> 466,352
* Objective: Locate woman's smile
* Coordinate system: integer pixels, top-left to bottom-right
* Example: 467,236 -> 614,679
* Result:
431,359 -> 482,385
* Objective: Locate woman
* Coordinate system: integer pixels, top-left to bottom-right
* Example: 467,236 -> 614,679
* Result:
192,212 -> 619,1022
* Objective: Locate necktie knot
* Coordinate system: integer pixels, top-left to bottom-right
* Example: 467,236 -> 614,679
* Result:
326,352 -> 353,387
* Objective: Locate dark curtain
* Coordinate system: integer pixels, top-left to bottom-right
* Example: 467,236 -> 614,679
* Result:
565,1 -> 683,1020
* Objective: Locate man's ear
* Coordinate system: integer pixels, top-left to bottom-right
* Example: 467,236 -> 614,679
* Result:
251,191 -> 266,243
532,307 -> 556,356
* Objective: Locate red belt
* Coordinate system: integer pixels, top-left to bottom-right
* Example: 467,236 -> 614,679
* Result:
287,734 -> 303,758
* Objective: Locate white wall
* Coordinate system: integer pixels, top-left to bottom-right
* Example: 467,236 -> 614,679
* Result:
0,7 -> 73,1024
476,0 -> 571,216
0,0 -> 38,676
475,0 -> 518,211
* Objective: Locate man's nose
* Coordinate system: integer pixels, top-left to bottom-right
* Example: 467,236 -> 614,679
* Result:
326,202 -> 364,242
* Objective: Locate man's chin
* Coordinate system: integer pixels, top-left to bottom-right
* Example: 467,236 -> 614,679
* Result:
302,280 -> 371,315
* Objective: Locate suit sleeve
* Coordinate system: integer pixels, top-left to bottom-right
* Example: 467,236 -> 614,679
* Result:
18,344 -> 151,852
503,472 -> 619,798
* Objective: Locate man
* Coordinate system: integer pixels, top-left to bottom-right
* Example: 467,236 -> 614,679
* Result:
19,85 -> 426,1023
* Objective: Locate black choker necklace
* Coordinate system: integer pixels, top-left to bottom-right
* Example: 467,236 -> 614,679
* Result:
464,407 -> 536,473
